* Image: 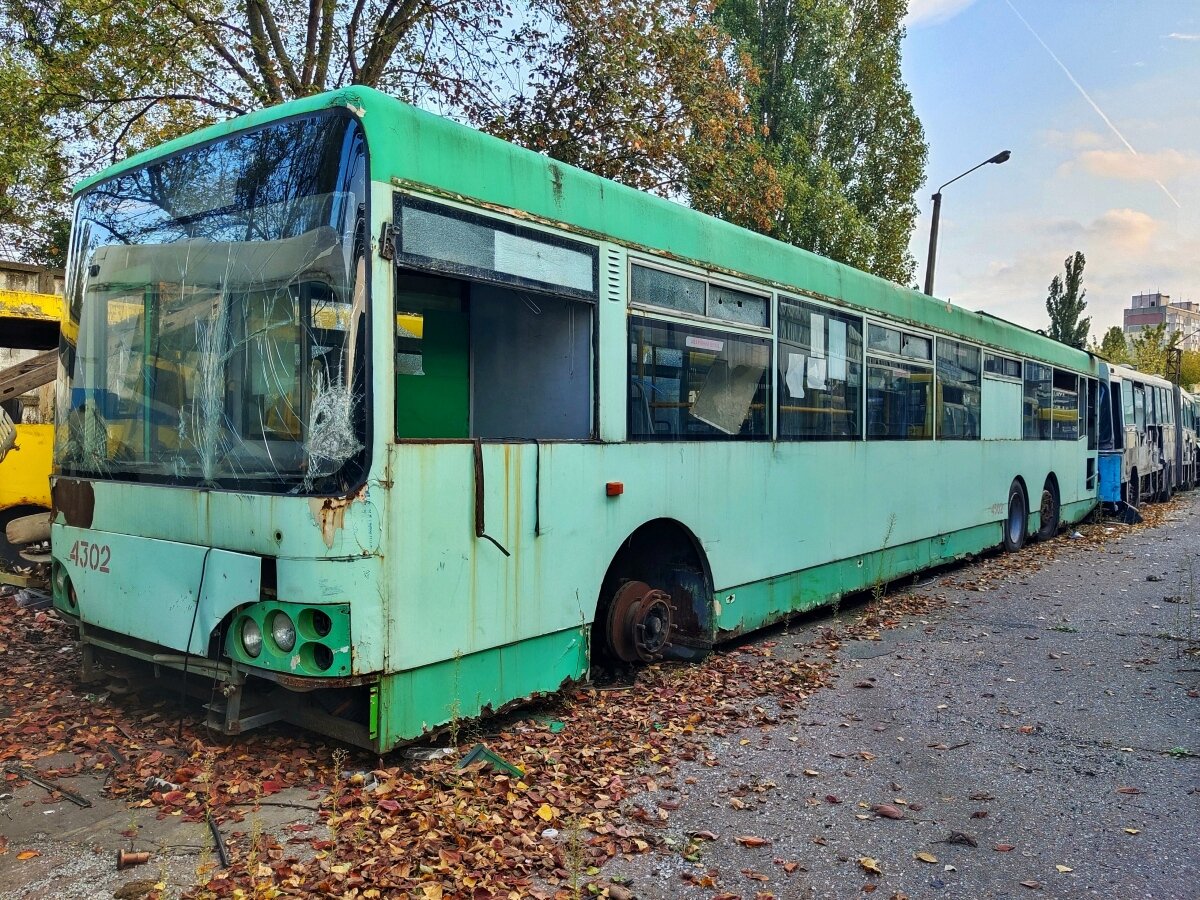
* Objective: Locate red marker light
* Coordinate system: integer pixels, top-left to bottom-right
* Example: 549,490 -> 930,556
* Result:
606,481 -> 624,497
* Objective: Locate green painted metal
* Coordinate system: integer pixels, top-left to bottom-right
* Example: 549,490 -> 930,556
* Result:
53,523 -> 260,654
716,522 -> 1002,636
395,308 -> 469,438
379,626 -> 588,740
57,87 -> 1107,752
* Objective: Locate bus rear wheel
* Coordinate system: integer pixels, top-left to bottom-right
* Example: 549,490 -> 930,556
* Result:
1003,481 -> 1027,552
1036,478 -> 1060,542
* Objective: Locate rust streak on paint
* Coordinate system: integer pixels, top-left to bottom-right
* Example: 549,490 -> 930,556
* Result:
309,485 -> 367,549
51,478 -> 95,528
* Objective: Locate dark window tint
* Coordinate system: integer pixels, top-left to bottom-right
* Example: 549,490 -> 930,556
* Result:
984,353 -> 1021,379
1023,362 -> 1052,440
777,297 -> 863,440
867,358 -> 932,440
937,339 -> 981,440
1052,370 -> 1079,440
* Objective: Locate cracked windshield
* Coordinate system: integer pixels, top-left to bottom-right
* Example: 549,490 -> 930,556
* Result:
56,112 -> 368,493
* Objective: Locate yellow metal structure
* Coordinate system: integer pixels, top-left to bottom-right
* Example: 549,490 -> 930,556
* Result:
0,287 -> 61,518
0,423 -> 53,508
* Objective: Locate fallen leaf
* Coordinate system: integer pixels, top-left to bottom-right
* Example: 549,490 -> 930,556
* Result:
736,835 -> 772,847
1115,787 -> 1141,795
803,769 -> 820,777
535,803 -> 555,821
970,811 -> 988,819
825,795 -> 842,804
1020,880 -> 1041,890
1055,865 -> 1073,873
854,681 -> 875,689
858,857 -> 883,875
994,844 -> 1016,852
915,851 -> 938,864
1123,828 -> 1140,835
689,830 -> 718,841
873,804 -> 904,820
16,850 -> 40,860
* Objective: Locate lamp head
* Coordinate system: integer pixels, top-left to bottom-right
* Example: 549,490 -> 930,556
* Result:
989,150 -> 1012,164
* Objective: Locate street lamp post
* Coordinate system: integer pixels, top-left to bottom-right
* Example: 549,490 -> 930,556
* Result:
923,150 -> 1011,296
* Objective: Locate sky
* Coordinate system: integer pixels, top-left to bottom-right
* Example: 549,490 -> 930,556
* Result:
901,0 -> 1200,342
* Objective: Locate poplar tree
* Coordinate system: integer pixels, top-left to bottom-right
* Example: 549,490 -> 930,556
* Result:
706,0 -> 928,284
1045,251 -> 1090,350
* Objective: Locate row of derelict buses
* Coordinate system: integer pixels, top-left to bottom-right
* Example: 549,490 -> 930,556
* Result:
43,87 -> 1200,752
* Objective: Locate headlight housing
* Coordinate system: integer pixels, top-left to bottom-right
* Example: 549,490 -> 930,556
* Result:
270,611 -> 296,652
241,618 -> 263,658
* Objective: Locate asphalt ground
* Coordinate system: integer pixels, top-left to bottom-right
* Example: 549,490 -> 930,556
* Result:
600,492 -> 1200,899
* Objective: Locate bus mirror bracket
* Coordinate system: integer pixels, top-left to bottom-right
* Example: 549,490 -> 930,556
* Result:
378,221 -> 395,261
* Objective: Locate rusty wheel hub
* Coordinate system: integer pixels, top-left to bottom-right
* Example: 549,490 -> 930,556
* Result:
606,580 -> 673,663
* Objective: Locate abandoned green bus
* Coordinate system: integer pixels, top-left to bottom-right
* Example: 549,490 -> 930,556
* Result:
51,88 -> 1101,751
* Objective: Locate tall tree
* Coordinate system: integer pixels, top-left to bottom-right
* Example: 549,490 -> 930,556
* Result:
1045,251 -> 1090,349
1,0 -> 778,257
709,0 -> 927,283
1128,323 -> 1169,376
1097,325 -> 1128,364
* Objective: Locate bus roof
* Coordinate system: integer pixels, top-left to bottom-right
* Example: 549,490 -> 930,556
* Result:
76,87 -> 1095,374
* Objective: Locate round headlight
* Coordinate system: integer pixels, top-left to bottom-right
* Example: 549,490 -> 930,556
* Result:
270,611 -> 296,652
241,618 -> 263,658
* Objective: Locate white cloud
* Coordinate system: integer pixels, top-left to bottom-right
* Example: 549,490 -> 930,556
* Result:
1166,32 -> 1200,41
1076,148 -> 1200,182
905,0 -> 978,28
929,209 -> 1198,340
1042,129 -> 1107,151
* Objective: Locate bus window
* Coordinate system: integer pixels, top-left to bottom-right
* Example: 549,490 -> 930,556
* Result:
1121,380 -> 1134,432
777,297 -> 862,440
471,284 -> 593,440
867,359 -> 932,440
1052,370 -> 1079,440
1133,383 -> 1146,431
1098,378 -> 1116,450
628,317 -> 769,440
935,338 -> 981,440
1085,377 -> 1097,450
1023,362 -> 1052,440
393,272 -> 594,441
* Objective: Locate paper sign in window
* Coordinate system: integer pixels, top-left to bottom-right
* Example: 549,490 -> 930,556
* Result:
828,319 -> 847,381
785,353 -> 806,398
807,356 -> 828,390
811,313 -> 825,358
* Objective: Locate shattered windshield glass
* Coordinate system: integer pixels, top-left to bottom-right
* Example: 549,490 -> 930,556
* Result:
57,111 -> 368,493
